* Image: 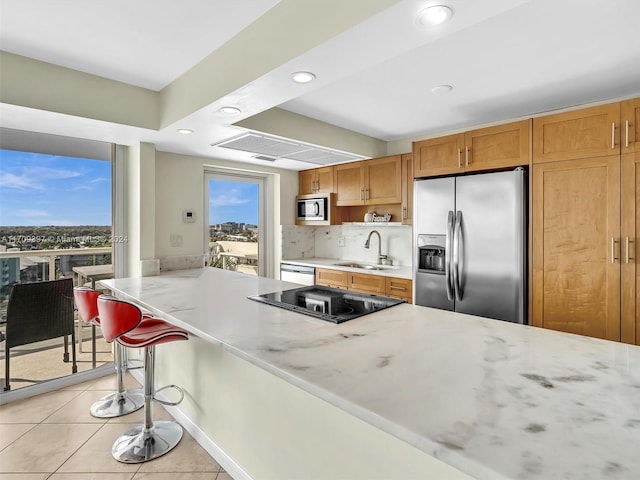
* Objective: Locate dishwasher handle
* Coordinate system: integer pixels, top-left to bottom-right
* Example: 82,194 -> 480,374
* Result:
280,263 -> 316,275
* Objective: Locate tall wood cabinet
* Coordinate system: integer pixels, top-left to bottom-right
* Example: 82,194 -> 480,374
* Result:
532,98 -> 640,344
413,120 -> 531,178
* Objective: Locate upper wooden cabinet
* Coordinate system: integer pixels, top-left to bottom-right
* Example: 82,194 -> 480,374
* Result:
413,133 -> 465,177
401,153 -> 413,225
298,166 -> 334,195
335,155 -> 401,206
533,103 -> 621,163
622,98 -> 640,153
464,120 -> 532,172
413,120 -> 531,177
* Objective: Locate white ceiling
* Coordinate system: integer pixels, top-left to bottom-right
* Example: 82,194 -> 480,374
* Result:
1,0 -> 639,170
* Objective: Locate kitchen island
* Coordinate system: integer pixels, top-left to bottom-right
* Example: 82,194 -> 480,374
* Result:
100,268 -> 640,480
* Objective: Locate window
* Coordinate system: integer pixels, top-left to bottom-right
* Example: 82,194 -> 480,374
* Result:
0,129 -> 115,396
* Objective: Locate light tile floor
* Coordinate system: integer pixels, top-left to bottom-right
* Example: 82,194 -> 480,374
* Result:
0,372 -> 232,480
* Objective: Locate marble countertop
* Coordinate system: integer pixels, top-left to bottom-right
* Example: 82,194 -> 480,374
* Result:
100,268 -> 640,480
282,257 -> 413,280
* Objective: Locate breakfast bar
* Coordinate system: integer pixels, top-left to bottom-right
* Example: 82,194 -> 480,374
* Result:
100,267 -> 640,480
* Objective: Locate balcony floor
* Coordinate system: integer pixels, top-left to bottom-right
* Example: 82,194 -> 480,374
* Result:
1,329 -> 113,391
0,372 -> 231,479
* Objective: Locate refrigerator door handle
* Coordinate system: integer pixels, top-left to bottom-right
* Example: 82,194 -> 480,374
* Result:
445,210 -> 454,301
453,210 -> 464,301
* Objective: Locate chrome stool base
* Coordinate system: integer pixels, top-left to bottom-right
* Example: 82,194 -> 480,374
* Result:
112,421 -> 183,463
90,389 -> 144,418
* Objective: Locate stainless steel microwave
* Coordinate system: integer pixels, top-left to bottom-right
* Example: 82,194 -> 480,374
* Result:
296,196 -> 328,221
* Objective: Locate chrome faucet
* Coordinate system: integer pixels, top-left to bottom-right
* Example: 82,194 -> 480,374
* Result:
364,230 -> 387,265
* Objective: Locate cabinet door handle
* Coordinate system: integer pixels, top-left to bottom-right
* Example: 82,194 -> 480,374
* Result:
465,146 -> 470,166
626,237 -> 635,264
611,237 -> 619,264
365,188 -> 369,201
458,148 -> 461,168
389,285 -> 407,291
612,122 -> 616,150
626,120 -> 630,148
360,189 -> 364,201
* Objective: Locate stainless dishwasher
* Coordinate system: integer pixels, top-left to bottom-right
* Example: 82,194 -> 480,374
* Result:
280,263 -> 315,286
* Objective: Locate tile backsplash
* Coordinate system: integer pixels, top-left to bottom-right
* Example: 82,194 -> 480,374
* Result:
282,224 -> 412,267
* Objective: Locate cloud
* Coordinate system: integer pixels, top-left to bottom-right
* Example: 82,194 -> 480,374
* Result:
210,191 -> 252,207
18,209 -> 50,217
0,167 -> 83,190
0,172 -> 38,190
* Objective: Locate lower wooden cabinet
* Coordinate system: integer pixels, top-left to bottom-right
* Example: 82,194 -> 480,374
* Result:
315,268 -> 412,304
315,268 -> 348,289
348,272 -> 385,295
385,277 -> 412,303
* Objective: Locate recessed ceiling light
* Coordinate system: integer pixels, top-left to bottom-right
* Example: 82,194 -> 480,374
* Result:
431,84 -> 453,95
291,71 -> 316,84
177,128 -> 193,135
219,106 -> 241,115
416,5 -> 453,27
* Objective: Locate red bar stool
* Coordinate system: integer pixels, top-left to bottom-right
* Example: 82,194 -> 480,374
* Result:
74,287 -> 144,417
97,294 -> 188,463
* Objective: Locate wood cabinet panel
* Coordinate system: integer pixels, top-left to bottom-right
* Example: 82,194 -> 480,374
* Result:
533,104 -> 621,163
621,151 -> 640,345
348,272 -> 386,295
622,98 -> 640,153
465,120 -> 531,172
298,167 -> 334,195
298,170 -> 316,195
413,133 -> 464,178
315,268 -> 348,289
364,155 -> 402,204
401,153 -> 413,225
385,277 -> 412,303
335,162 -> 364,206
532,156 -> 621,340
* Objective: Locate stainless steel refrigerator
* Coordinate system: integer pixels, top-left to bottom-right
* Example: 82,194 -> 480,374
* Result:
413,168 -> 526,324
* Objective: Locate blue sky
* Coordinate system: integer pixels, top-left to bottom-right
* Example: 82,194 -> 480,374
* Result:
208,179 -> 258,225
0,149 -> 112,226
0,149 -> 258,226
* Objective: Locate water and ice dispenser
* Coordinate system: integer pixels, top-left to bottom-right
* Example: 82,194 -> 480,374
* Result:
417,234 -> 446,274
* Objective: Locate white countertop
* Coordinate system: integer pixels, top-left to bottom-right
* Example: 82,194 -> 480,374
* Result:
101,268 -> 640,480
282,257 -> 413,280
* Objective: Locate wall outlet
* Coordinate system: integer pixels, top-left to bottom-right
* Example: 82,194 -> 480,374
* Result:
170,234 -> 183,247
338,236 -> 345,247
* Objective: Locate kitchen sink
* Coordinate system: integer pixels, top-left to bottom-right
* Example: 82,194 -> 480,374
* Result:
333,262 -> 395,270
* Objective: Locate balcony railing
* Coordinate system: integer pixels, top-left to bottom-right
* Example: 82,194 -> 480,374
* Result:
0,247 -> 114,393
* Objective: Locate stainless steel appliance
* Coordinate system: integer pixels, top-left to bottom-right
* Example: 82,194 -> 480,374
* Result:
413,168 -> 526,323
296,196 -> 327,222
280,263 -> 315,286
248,285 -> 404,323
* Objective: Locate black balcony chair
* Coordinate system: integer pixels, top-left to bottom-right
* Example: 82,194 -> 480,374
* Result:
3,277 -> 77,391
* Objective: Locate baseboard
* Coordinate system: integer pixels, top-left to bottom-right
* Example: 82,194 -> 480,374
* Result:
130,369 -> 253,480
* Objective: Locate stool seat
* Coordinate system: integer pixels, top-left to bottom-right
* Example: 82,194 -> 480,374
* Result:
97,294 -> 188,464
117,318 -> 188,348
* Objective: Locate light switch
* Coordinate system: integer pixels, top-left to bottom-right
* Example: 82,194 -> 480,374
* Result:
182,210 -> 195,223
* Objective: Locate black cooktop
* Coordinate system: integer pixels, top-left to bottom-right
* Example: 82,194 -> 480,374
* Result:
248,285 -> 405,323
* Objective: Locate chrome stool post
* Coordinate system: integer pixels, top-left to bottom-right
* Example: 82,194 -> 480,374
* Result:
112,345 -> 184,463
89,342 -> 144,418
